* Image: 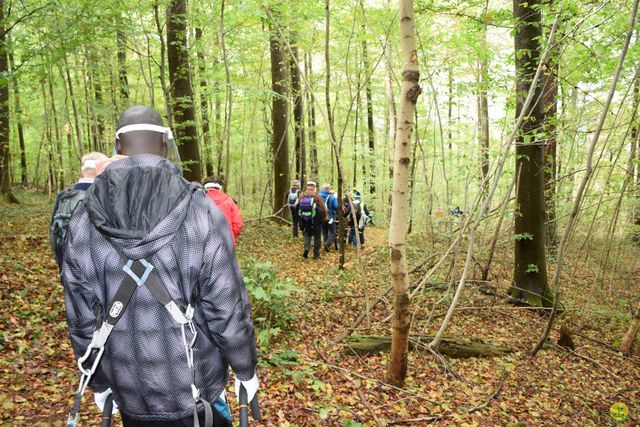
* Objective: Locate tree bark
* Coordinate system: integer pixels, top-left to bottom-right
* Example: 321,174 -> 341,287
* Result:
305,52 -> 319,178
508,0 -> 550,307
195,27 -> 214,177
47,73 -> 64,191
64,56 -> 84,158
220,0 -> 232,188
362,32 -> 375,194
386,0 -> 421,387
0,0 -> 13,199
478,1 -> 490,184
543,10 -> 559,251
117,29 -> 130,101
290,32 -> 306,184
268,7 -> 290,216
620,303 -> 640,354
8,37 -> 27,187
154,2 -> 173,128
167,0 -> 202,182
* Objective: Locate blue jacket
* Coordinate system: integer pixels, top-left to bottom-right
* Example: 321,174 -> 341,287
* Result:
318,189 -> 338,220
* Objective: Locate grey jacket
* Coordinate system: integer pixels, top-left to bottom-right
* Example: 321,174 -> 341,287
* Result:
61,154 -> 256,421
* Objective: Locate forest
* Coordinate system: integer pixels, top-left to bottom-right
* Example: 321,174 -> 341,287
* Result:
0,0 -> 639,425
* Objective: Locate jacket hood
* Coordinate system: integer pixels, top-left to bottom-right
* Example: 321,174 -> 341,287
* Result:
318,189 -> 331,198
84,154 -> 196,259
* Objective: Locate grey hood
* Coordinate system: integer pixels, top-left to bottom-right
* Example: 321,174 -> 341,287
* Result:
85,154 -> 196,260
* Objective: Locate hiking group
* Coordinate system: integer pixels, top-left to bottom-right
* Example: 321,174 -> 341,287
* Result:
51,106 -> 259,427
287,180 -> 372,259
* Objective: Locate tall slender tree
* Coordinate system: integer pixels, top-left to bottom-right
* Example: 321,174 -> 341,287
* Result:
477,0 -> 490,184
268,7 -> 289,216
0,0 -> 14,200
509,0 -> 550,307
167,0 -> 202,182
117,29 -> 130,101
8,38 -> 27,187
386,0 -> 421,387
290,32 -> 306,184
195,27 -> 214,176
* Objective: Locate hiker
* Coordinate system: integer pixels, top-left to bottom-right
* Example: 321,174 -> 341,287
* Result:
204,177 -> 243,247
344,191 -> 371,248
298,181 -> 328,259
61,106 -> 258,427
52,152 -> 107,215
50,152 -> 107,270
318,183 -> 338,252
287,180 -> 301,237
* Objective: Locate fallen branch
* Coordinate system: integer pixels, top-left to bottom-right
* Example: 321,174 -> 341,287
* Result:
345,335 -> 512,358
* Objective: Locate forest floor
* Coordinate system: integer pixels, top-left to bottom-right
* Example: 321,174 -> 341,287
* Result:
1,190 -> 639,426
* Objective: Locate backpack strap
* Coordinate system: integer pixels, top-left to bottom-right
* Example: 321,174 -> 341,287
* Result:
67,259 -> 213,427
66,260 -> 148,427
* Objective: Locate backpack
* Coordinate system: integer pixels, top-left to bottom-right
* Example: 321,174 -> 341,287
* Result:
50,187 -> 86,269
358,204 -> 370,229
298,195 -> 317,222
288,189 -> 299,209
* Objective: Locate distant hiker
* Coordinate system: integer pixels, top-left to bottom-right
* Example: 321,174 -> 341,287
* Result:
344,191 -> 371,248
204,177 -> 244,247
61,106 -> 258,427
287,180 -> 302,237
50,152 -> 107,269
298,181 -> 328,259
318,183 -> 338,252
451,206 -> 464,217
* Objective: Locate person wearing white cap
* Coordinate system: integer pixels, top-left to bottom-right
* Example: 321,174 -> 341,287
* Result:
52,151 -> 108,216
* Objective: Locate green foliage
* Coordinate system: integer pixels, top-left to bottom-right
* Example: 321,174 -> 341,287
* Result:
241,257 -> 299,348
526,263 -> 539,273
513,232 -> 534,241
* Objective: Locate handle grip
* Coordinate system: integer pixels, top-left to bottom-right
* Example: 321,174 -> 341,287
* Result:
101,393 -> 114,427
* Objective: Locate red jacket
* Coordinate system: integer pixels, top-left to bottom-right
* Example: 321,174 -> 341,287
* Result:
205,189 -> 243,246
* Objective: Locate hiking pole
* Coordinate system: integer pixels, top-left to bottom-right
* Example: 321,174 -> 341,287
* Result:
239,384 -> 261,427
100,393 -> 114,427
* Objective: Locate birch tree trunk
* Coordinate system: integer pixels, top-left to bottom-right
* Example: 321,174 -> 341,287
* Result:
386,0 -> 421,387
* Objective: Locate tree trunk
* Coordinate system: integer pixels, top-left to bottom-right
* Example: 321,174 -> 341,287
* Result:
362,33 -> 375,194
0,0 -> 13,199
64,56 -> 84,158
167,0 -> 202,182
508,0 -> 550,307
195,27 -> 214,177
8,37 -> 27,187
386,0 -> 421,387
543,13 -> 559,251
268,7 -> 290,216
48,73 -> 64,190
325,0 -> 346,269
620,303 -> 640,354
478,1 -> 489,184
220,0 -> 232,188
305,52 -> 319,179
117,29 -> 130,101
290,32 -> 306,184
155,2 -> 173,128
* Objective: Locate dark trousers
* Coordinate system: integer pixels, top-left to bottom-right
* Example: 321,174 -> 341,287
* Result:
322,221 -> 337,247
122,407 -> 232,427
348,227 -> 365,247
303,224 -> 322,258
291,208 -> 300,237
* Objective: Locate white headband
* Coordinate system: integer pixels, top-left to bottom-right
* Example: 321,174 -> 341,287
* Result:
204,182 -> 222,190
306,181 -> 317,186
115,124 -> 170,139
